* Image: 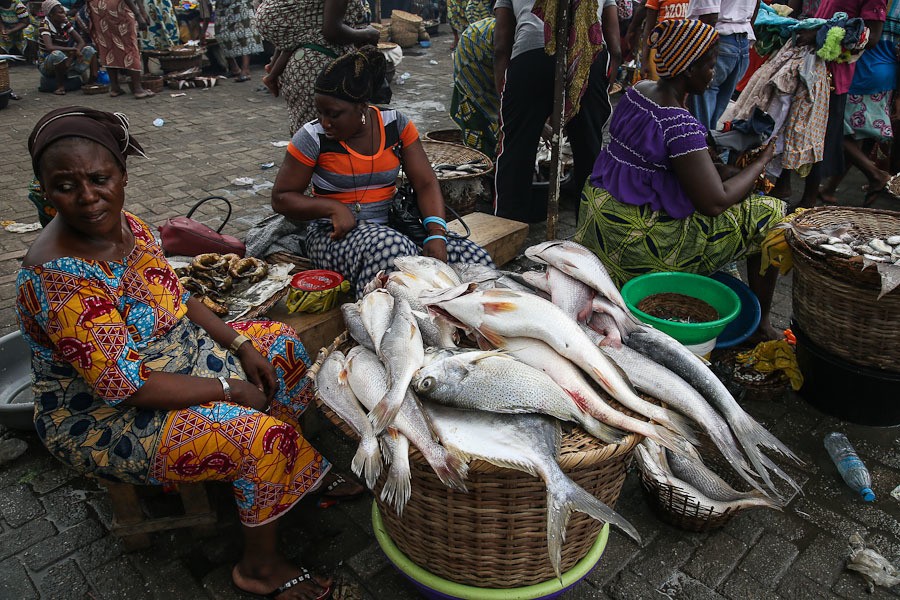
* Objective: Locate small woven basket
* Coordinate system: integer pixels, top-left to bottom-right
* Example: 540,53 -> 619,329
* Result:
787,206 -> 900,372
390,10 -> 421,47
0,60 -> 9,92
141,75 -> 164,93
407,140 -> 493,216
81,83 -> 109,95
158,50 -> 203,73
312,333 -> 639,588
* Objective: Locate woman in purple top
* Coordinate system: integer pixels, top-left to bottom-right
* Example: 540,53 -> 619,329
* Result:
574,18 -> 786,341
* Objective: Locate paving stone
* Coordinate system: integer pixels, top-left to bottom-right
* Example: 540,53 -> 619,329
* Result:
35,558 -> 90,600
659,572 -> 727,600
791,533 -> 852,587
346,543 -> 391,580
682,531 -> 748,588
128,557 -> 206,599
627,528 -> 700,588
792,498 -> 869,541
775,572 -> 842,599
0,556 -> 38,600
86,557 -> 153,600
27,465 -> 79,494
832,571 -> 900,599
585,529 -> 642,588
604,569 -> 668,600
736,532 -> 798,589
359,565 -> 422,600
201,564 -> 254,600
22,518 -> 105,571
73,534 -> 125,573
39,484 -> 92,529
720,512 -> 764,546
720,568 -> 781,600
0,483 -> 45,527
0,517 -> 56,561
748,509 -> 809,542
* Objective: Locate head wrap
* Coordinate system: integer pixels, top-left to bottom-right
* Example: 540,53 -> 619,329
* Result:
41,0 -> 62,17
649,19 -> 719,79
28,107 -> 146,178
314,46 -> 386,104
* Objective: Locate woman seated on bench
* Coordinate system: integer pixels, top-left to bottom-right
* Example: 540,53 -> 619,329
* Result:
18,106 -> 357,600
271,45 -> 494,296
574,19 -> 785,341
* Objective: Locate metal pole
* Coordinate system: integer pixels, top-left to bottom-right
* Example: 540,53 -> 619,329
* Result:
545,0 -> 569,240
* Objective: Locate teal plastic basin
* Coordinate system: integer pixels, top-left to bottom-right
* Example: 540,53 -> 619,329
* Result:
621,272 -> 741,346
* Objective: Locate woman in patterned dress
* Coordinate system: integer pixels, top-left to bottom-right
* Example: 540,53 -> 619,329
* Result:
138,0 -> 178,53
271,48 -> 493,295
18,107 -> 357,600
255,0 -> 378,134
217,0 -> 263,81
574,19 -> 786,341
87,0 -> 155,97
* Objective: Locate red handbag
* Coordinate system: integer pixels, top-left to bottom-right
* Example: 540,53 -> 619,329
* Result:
158,196 -> 246,257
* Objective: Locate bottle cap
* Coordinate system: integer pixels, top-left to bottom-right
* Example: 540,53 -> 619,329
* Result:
861,488 -> 876,502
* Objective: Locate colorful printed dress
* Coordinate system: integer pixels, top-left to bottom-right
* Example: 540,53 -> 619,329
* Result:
574,87 -> 785,285
451,17 -> 499,158
88,0 -> 142,70
0,0 -> 32,54
216,0 -> 263,59
139,0 -> 179,51
16,212 -> 328,526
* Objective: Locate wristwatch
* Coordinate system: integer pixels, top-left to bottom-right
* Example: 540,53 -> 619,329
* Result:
218,376 -> 232,403
229,334 -> 250,354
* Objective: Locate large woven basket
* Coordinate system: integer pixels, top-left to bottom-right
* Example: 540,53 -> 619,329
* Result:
407,140 -> 493,216
158,50 -> 203,73
0,61 -> 9,92
390,10 -> 422,47
312,333 -> 639,588
787,206 -> 900,372
424,128 -> 464,145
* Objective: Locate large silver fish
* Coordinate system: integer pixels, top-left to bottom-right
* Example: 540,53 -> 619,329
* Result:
412,350 -> 627,444
378,426 -> 412,516
341,302 -> 375,352
425,289 -> 695,440
635,440 -> 780,514
501,337 -> 695,455
664,446 -> 780,507
386,272 -> 456,348
524,240 -> 632,315
450,263 -> 535,293
359,289 -> 394,351
370,296 -> 424,434
547,266 -> 595,323
625,324 -> 801,498
314,351 -> 382,489
393,256 -> 461,288
345,346 -> 468,491
421,403 -> 641,577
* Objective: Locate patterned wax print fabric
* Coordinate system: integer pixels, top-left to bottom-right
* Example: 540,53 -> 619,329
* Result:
27,178 -> 54,226
88,0 -> 142,70
139,0 -> 179,51
589,86 -> 709,219
305,220 -> 494,296
451,17 -> 500,158
254,0 -> 366,134
0,0 -> 31,52
15,212 -> 327,525
448,0 -> 490,33
217,0 -> 263,58
844,92 -> 894,141
574,184 -> 785,286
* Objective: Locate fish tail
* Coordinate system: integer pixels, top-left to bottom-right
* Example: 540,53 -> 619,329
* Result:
649,424 -> 697,458
731,416 -> 800,499
653,406 -> 700,446
704,427 -> 772,497
429,447 -> 469,492
368,388 -> 403,435
380,461 -> 412,517
353,436 -> 383,490
583,417 -> 628,444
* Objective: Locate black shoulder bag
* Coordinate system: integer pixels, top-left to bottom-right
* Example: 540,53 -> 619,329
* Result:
388,138 -> 470,245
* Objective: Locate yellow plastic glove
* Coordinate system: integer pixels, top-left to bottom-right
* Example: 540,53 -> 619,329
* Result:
736,340 -> 803,390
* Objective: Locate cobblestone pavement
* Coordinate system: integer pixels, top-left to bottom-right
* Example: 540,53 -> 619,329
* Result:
1,27 -> 899,600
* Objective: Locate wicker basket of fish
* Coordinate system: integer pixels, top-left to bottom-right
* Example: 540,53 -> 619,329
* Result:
310,243 -> 798,588
403,140 -> 492,216
786,206 -> 900,372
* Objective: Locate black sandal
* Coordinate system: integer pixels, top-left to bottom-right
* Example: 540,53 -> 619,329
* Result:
317,472 -> 366,504
233,566 -> 333,600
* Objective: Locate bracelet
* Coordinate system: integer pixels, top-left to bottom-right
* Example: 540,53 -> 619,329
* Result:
229,334 -> 250,354
423,234 -> 448,245
217,376 -> 232,403
422,216 -> 447,229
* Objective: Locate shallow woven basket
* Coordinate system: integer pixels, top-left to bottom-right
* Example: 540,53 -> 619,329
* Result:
0,60 -> 9,92
787,206 -> 900,372
424,128 -> 464,145
406,140 -> 493,216
81,83 -> 109,95
311,333 -> 639,588
158,51 -> 203,73
141,75 -> 164,93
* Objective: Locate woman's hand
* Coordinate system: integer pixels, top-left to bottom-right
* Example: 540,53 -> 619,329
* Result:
236,344 -> 277,402
229,378 -> 270,412
422,238 -> 448,262
329,202 -> 357,240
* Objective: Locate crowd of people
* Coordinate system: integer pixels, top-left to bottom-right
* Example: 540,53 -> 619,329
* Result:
11,1 -> 900,599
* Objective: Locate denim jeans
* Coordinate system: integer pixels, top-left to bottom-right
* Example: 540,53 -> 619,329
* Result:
690,33 -> 750,132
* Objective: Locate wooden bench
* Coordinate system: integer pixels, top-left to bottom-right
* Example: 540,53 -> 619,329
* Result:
266,212 -> 530,352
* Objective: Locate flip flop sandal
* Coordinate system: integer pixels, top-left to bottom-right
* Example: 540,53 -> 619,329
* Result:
233,566 -> 333,600
316,473 -> 366,507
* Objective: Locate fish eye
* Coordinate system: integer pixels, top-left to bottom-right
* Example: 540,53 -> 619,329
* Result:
419,376 -> 434,391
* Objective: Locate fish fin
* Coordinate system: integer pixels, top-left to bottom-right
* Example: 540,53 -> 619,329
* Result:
483,301 -> 518,315
649,424 -> 698,459
476,324 -> 507,348
730,415 -> 800,499
368,388 -> 404,435
701,427 -> 773,496
430,448 -> 470,492
582,419 -> 628,444
353,436 -> 383,490
380,461 -> 412,517
473,330 -> 495,350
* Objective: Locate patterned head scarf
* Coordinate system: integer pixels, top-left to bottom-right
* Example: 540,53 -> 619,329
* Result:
314,45 -> 386,104
28,106 -> 146,179
649,19 -> 719,79
41,0 -> 63,17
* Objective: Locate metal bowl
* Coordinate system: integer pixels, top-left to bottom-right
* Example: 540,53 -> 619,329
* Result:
0,331 -> 35,431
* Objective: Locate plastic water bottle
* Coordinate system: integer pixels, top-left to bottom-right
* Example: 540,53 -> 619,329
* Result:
824,432 -> 875,502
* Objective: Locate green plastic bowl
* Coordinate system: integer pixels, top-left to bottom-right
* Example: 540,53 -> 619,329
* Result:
620,272 -> 741,346
372,502 -> 609,600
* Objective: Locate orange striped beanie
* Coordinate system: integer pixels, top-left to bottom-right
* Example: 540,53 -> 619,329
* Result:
649,19 -> 719,78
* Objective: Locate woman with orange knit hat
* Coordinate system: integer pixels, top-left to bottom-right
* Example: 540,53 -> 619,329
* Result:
574,18 -> 787,342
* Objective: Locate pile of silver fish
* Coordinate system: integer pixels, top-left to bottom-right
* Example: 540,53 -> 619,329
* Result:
794,222 -> 900,264
431,159 -> 490,178
313,241 -> 800,578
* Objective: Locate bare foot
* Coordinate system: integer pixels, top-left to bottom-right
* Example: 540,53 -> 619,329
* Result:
109,87 -> 125,97
232,560 -> 332,600
749,320 -> 785,345
133,89 -> 155,99
53,88 -> 66,95
262,73 -> 279,96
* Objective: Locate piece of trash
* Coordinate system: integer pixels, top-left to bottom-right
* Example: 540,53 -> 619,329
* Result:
252,181 -> 274,194
170,92 -> 187,98
892,484 -> 900,501
271,141 -> 290,147
260,162 -> 275,170
3,222 -> 42,233
231,177 -> 255,186
398,72 -> 411,85
153,118 -> 165,127
847,532 -> 900,593
246,98 -> 262,103
428,59 -> 438,65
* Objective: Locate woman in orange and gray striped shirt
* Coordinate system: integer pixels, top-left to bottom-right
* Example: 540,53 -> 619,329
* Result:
272,46 -> 493,295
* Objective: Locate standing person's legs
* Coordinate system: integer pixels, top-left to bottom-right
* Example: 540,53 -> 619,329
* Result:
689,34 -> 746,132
493,48 -> 555,222
566,49 -> 612,194
711,33 -> 749,130
798,92 -> 847,208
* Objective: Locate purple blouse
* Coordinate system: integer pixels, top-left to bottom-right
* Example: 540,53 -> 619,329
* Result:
590,86 -> 709,218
